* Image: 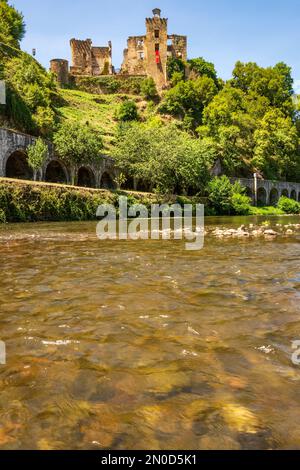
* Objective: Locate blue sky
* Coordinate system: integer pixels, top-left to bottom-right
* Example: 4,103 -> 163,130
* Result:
11,0 -> 300,91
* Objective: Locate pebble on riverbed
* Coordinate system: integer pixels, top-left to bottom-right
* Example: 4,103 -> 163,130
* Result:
209,223 -> 300,240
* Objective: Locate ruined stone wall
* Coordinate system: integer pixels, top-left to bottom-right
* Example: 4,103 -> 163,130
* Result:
50,59 -> 69,86
70,39 -> 112,76
121,36 -> 147,75
167,35 -> 187,61
121,10 -> 187,91
91,42 -> 113,75
70,39 -> 93,75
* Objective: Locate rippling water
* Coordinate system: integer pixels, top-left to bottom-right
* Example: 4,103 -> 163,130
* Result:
0,216 -> 300,450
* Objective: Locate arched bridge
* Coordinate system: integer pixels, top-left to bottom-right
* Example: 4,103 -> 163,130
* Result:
0,127 -> 117,190
232,177 -> 300,206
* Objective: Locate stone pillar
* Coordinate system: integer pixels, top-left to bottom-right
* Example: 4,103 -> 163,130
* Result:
253,173 -> 258,206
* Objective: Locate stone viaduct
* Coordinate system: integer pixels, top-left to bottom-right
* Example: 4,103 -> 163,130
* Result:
1,128 -> 300,202
232,177 -> 300,205
0,127 -> 117,190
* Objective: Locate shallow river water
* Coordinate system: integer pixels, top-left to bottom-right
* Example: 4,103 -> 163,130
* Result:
0,216 -> 300,450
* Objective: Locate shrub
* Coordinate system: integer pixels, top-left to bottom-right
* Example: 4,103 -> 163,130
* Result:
116,100 -> 138,122
207,176 -> 247,215
277,196 -> 300,214
231,192 -> 252,215
141,77 -> 157,100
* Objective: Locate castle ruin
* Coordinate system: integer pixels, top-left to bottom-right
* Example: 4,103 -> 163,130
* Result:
121,8 -> 187,89
70,39 -> 113,76
50,9 -> 187,91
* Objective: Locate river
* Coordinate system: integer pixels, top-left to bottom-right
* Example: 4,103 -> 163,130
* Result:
0,216 -> 300,450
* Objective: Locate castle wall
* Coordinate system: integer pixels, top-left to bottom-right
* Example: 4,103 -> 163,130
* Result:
70,39 -> 112,76
121,36 -> 147,75
51,9 -> 187,89
167,35 -> 187,61
50,59 -> 69,86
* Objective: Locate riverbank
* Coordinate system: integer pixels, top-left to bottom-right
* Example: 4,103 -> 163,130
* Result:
1,177 -> 299,224
0,178 -> 158,223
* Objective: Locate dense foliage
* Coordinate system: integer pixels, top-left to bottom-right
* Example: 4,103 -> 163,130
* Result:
27,138 -> 48,175
140,77 -> 157,100
116,100 -> 139,122
3,55 -> 57,135
206,176 -> 251,215
0,180 -> 165,223
277,196 -> 300,214
0,0 -> 25,48
115,122 -> 215,194
53,122 -> 103,176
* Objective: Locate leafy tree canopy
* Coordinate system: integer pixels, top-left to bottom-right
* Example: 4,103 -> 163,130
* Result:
115,122 -> 216,195
53,121 -> 103,168
188,57 -> 219,86
27,137 -> 48,171
159,76 -> 218,130
0,0 -> 25,48
231,61 -> 294,117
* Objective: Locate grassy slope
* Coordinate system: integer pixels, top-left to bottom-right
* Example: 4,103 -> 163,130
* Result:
56,89 -> 148,153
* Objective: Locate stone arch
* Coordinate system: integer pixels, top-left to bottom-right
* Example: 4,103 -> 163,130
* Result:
257,187 -> 267,206
124,175 -> 135,191
281,189 -> 289,198
5,149 -> 33,180
100,171 -> 116,190
269,187 -> 279,206
45,160 -> 68,184
77,166 -> 96,188
290,189 -> 297,201
245,186 -> 253,201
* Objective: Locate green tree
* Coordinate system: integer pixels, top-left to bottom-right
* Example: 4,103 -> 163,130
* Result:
167,57 -> 186,82
159,76 -> 218,130
199,86 -> 258,173
53,122 -> 103,184
253,109 -> 300,180
188,57 -> 219,85
27,137 -> 48,180
231,61 -> 294,117
277,196 -> 300,214
0,0 -> 25,48
115,123 -> 214,195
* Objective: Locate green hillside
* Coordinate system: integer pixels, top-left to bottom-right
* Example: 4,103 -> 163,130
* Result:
56,89 -> 150,153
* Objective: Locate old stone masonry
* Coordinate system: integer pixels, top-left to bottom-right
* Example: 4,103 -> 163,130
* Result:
50,8 -> 187,91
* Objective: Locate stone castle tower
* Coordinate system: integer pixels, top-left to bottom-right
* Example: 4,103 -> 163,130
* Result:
121,8 -> 187,90
50,9 -> 187,91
